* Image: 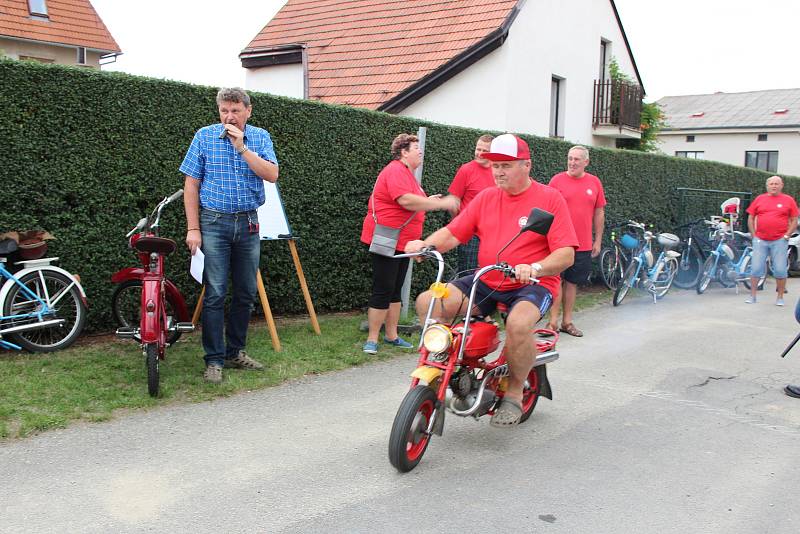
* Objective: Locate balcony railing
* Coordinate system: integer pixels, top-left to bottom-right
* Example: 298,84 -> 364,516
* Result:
592,80 -> 643,133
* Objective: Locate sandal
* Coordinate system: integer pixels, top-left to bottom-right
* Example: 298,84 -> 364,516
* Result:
490,398 -> 523,428
559,322 -> 583,337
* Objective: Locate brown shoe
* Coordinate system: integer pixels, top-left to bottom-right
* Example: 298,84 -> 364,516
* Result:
559,322 -> 584,337
224,350 -> 264,370
203,363 -> 223,384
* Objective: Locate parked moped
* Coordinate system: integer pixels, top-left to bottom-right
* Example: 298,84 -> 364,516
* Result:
388,208 -> 559,472
115,190 -> 194,396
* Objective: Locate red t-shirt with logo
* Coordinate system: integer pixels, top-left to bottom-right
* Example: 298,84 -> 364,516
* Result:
746,192 -> 799,240
447,180 -> 578,297
360,160 -> 426,251
448,160 -> 496,212
548,171 -> 606,251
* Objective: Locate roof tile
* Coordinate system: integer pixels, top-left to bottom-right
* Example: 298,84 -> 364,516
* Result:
0,0 -> 120,53
243,0 -> 517,108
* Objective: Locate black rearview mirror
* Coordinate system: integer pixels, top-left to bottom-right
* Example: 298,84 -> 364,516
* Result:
522,208 -> 554,236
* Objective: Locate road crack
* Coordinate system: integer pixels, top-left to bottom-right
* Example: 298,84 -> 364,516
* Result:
689,375 -> 737,388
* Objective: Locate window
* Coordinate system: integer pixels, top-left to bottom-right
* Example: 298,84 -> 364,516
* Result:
599,39 -> 611,82
28,0 -> 48,17
18,55 -> 54,64
686,135 -> 695,142
675,151 -> 704,159
77,47 -> 86,65
549,76 -> 565,138
758,133 -> 768,141
745,151 -> 778,172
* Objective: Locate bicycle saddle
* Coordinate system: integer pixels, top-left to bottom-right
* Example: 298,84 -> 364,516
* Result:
0,238 -> 18,256
134,236 -> 176,255
733,231 -> 752,240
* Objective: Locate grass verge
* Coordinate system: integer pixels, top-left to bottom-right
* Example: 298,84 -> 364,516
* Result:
0,286 -> 612,440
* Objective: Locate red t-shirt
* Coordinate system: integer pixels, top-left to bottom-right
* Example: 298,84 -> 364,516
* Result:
361,160 -> 426,251
447,180 -> 578,297
448,160 -> 496,212
746,193 -> 799,240
548,171 -> 606,251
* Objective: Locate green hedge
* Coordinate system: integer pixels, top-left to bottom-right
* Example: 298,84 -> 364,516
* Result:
0,60 -> 796,331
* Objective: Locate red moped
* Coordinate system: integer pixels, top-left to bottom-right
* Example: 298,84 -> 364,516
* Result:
388,208 -> 559,472
114,190 -> 194,396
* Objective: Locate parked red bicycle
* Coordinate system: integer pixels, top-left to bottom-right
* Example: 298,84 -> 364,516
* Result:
114,189 -> 194,396
388,208 -> 559,472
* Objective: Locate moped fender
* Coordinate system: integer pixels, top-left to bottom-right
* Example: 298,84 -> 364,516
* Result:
411,366 -> 443,385
539,364 -> 553,400
665,250 -> 681,259
110,266 -> 145,283
0,265 -> 87,308
139,278 -> 161,344
111,269 -> 190,321
721,244 -> 735,261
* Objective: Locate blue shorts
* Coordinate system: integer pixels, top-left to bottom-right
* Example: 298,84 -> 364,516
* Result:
751,237 -> 789,279
451,274 -> 553,318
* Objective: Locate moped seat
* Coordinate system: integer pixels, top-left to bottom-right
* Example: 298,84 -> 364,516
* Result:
134,236 -> 177,256
733,231 -> 752,240
0,238 -> 18,256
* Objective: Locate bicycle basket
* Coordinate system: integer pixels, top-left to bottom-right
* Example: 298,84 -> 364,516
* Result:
657,233 -> 680,250
620,233 -> 639,250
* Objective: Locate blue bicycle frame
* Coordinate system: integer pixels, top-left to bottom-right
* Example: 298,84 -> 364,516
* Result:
696,226 -> 759,294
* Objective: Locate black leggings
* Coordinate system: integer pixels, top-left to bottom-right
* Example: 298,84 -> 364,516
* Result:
368,253 -> 410,309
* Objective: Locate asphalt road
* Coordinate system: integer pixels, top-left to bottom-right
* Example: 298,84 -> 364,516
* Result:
2,280 -> 800,534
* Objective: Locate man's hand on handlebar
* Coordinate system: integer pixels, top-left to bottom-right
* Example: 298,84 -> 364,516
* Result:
513,263 -> 538,284
404,240 -> 427,261
186,230 -> 202,256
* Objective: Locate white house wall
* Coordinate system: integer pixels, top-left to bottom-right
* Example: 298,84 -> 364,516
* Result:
245,63 -> 304,99
401,0 -> 639,148
659,130 -> 800,177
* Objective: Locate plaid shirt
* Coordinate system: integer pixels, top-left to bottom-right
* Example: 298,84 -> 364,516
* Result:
179,123 -> 278,213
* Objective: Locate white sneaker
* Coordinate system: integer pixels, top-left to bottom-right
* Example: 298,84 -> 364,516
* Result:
744,296 -> 756,304
776,298 -> 785,306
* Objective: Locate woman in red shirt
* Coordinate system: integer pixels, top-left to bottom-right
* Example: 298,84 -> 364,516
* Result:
360,134 -> 457,354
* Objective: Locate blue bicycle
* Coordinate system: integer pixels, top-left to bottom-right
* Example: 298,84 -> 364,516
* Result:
612,221 -> 681,306
0,239 -> 87,351
695,221 -> 764,294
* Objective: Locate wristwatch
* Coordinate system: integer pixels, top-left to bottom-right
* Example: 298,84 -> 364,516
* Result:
530,262 -> 543,274
236,144 -> 248,155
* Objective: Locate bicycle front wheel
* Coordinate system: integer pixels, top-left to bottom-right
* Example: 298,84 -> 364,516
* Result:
613,260 -> 638,306
673,246 -> 702,289
2,270 -> 87,352
599,247 -> 622,290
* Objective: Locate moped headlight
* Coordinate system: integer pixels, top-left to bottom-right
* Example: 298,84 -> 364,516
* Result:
422,324 -> 452,354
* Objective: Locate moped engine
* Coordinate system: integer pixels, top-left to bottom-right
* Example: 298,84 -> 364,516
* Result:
446,369 -> 496,417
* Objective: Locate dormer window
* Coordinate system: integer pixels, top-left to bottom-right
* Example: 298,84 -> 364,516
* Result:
690,111 -> 704,118
774,108 -> 789,114
28,0 -> 48,18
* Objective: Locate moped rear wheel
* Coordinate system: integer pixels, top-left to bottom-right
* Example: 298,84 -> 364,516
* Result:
112,280 -> 183,345
145,343 -> 159,397
673,246 -> 702,289
3,270 -> 86,352
519,365 -> 545,424
388,385 -> 437,472
696,256 -> 715,294
612,261 -> 637,306
742,254 -> 766,290
654,257 -> 679,300
599,247 -> 621,290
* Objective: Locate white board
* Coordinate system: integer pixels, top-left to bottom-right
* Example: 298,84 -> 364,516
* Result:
257,181 -> 292,240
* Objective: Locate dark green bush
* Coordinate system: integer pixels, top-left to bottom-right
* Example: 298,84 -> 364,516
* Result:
0,60 -> 795,331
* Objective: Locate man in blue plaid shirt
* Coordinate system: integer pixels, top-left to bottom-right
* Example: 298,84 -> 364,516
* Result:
181,87 -> 279,384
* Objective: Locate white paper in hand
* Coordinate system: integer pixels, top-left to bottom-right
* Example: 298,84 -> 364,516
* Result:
190,249 -> 204,284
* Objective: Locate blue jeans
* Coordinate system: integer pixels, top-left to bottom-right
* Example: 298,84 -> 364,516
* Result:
751,237 -> 789,278
200,208 -> 260,365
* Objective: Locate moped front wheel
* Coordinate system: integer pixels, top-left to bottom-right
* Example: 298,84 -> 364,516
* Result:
112,280 -> 183,345
696,256 -> 716,294
741,254 -> 766,290
145,343 -> 159,397
2,270 -> 86,352
612,261 -> 638,306
388,385 -> 437,472
519,365 -> 546,424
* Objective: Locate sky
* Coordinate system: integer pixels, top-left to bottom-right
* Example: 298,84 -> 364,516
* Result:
91,0 -> 800,102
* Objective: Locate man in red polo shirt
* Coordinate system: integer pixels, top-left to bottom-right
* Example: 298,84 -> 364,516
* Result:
448,134 -> 496,273
745,175 -> 798,306
546,146 -> 606,337
406,134 -> 577,428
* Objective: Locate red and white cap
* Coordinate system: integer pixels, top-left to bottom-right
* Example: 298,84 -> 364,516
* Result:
482,133 -> 531,161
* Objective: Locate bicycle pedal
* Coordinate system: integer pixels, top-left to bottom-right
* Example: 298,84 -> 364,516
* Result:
116,326 -> 138,339
175,322 -> 195,333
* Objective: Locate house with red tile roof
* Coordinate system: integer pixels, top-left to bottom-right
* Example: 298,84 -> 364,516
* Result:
240,0 -> 644,148
0,0 -> 120,68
